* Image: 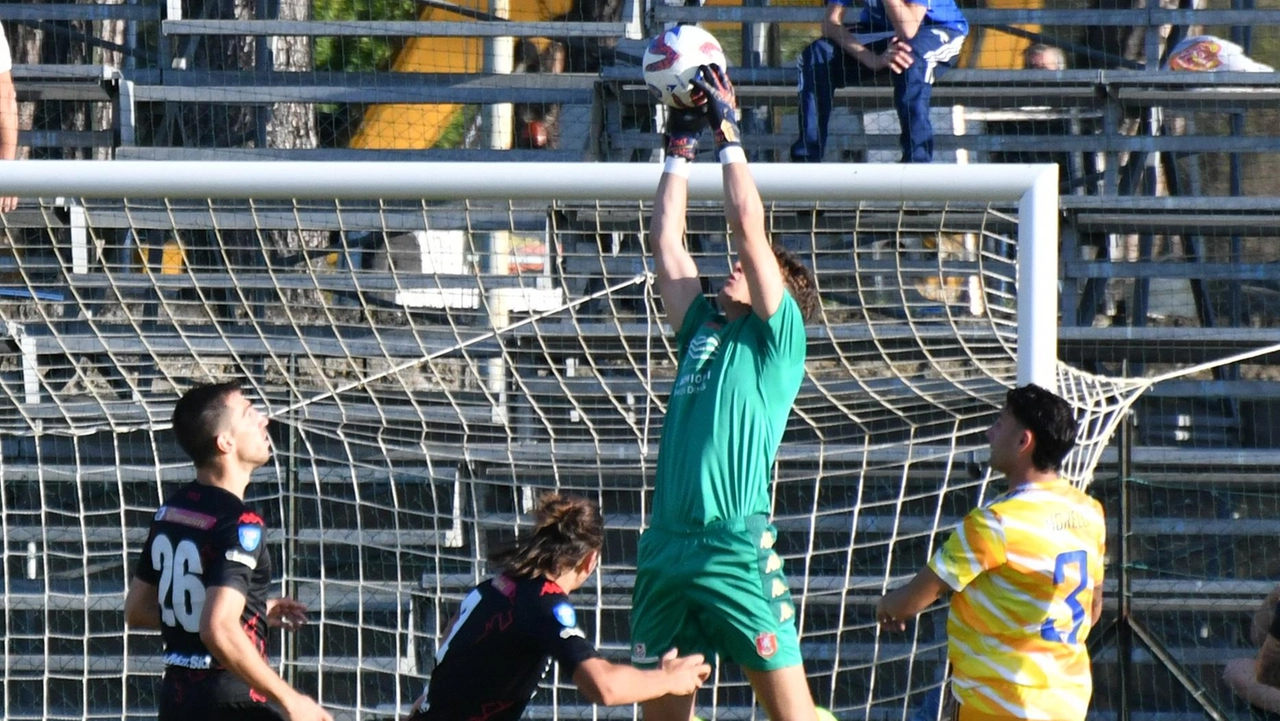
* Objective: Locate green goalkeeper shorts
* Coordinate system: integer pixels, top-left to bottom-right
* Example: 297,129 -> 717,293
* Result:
629,514 -> 802,672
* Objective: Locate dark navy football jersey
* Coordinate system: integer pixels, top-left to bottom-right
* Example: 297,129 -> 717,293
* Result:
415,574 -> 600,721
135,481 -> 273,707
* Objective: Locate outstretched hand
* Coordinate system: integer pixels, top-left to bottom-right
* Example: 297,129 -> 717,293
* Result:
875,595 -> 908,632
283,692 -> 333,721
690,65 -> 741,149
267,597 -> 309,631
659,647 -> 712,697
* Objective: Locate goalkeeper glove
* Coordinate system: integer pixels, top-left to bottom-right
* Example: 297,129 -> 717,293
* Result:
663,107 -> 707,161
691,64 -> 741,152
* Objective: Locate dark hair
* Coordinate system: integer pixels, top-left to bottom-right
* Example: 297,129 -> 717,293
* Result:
1005,384 -> 1078,472
172,381 -> 242,469
489,493 -> 604,579
773,246 -> 819,324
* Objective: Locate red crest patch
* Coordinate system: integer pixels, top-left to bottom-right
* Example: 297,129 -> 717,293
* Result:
239,511 -> 264,525
755,632 -> 778,658
541,580 -> 565,596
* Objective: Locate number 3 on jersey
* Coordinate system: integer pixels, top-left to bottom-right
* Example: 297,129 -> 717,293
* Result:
152,534 -> 206,633
1040,549 -> 1088,644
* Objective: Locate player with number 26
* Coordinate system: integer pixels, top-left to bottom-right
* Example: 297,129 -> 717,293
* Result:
876,384 -> 1106,721
125,382 -> 331,721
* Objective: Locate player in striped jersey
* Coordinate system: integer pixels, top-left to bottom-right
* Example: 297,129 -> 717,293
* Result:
876,384 -> 1106,721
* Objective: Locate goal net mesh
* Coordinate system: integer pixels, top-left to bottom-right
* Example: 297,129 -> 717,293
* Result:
0,173 -> 1141,720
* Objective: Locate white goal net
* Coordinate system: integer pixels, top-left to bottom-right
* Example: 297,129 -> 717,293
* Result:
0,161 -> 1150,721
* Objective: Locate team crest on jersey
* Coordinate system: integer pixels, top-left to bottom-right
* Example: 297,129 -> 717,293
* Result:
238,524 -> 262,551
686,333 -> 721,364
631,643 -> 652,663
552,602 -> 577,627
755,632 -> 778,658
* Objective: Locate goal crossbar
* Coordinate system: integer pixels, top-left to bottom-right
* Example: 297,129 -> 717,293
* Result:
0,160 -> 1060,387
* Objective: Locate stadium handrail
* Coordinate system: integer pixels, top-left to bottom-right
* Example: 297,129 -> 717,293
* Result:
128,71 -> 597,105
0,1 -> 160,21
162,19 -> 628,38
650,4 -> 1280,26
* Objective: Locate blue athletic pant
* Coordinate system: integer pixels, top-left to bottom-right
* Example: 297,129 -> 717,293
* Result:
791,28 -> 965,163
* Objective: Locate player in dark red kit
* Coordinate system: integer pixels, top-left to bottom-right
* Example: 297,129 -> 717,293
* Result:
409,493 -> 710,721
124,381 -> 331,721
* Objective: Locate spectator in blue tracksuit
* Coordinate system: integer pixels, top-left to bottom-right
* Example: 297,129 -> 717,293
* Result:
791,0 -> 968,163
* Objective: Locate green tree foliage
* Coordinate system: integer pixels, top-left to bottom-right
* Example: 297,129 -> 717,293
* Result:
313,0 -> 418,71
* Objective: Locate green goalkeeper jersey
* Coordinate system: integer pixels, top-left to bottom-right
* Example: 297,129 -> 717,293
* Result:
651,294 -> 807,528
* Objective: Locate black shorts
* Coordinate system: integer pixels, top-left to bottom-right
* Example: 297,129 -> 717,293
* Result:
158,669 -> 286,721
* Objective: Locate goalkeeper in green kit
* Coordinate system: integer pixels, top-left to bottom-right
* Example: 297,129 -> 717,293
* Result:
629,65 -> 822,721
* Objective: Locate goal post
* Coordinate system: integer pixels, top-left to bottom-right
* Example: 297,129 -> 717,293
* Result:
0,160 -> 1076,721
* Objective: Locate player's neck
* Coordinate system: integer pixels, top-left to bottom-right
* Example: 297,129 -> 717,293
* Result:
194,463 -> 253,500
1004,467 -> 1060,493
546,569 -> 581,594
722,302 -> 750,322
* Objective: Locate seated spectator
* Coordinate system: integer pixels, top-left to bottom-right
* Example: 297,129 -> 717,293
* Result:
987,43 -> 1087,190
791,0 -> 967,164
1224,585 -> 1280,719
1024,42 -> 1066,71
513,39 -> 566,150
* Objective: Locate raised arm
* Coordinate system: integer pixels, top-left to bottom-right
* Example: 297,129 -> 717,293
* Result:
694,65 -> 785,321
651,170 -> 702,333
650,109 -> 707,333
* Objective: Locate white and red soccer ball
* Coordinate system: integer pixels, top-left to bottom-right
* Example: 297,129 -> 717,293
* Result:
642,25 -> 728,109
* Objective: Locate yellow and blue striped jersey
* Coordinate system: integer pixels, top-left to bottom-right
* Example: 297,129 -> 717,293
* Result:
928,479 -> 1106,721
